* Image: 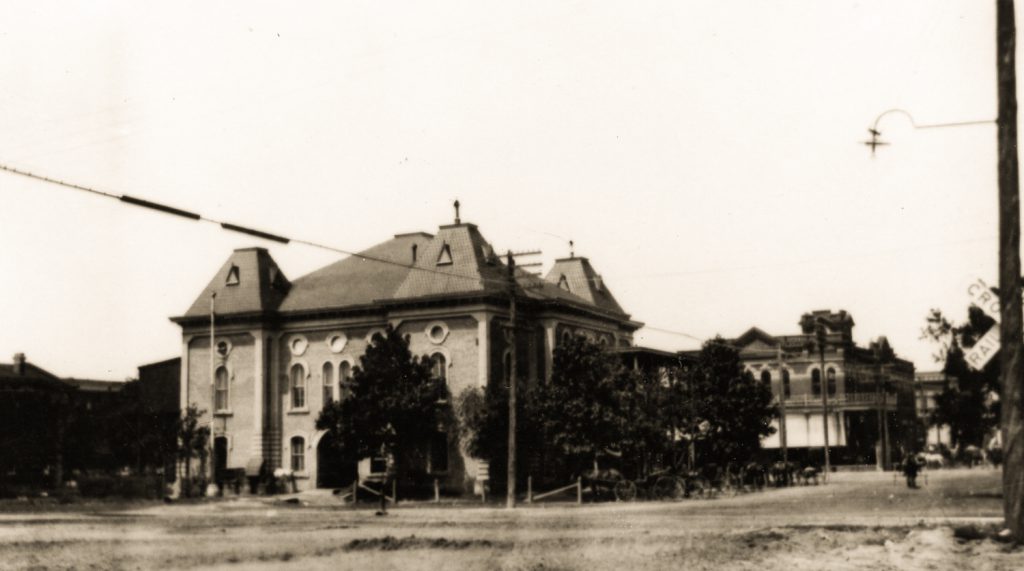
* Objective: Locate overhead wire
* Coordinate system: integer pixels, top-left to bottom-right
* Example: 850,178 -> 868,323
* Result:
2,162 -> 537,288
4,160 -> 712,342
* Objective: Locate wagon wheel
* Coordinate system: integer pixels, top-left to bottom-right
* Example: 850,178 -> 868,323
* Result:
653,476 -> 682,500
613,480 -> 637,502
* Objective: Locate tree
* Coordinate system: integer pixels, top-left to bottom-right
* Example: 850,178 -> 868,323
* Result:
681,338 -> 777,467
176,404 -> 209,497
530,335 -> 635,476
316,325 -> 445,483
616,367 -> 675,478
921,307 -> 1000,449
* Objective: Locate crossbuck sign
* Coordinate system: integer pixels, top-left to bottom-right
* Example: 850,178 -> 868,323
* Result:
965,278 -> 1001,370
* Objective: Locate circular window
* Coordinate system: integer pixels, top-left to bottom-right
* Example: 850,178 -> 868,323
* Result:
215,340 -> 232,357
289,336 -> 308,356
327,333 -> 347,354
425,322 -> 449,344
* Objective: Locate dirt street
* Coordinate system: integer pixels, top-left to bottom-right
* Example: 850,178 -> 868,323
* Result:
0,469 -> 1020,570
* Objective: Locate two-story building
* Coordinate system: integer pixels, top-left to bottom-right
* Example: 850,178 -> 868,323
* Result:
171,213 -> 641,494
728,310 -> 916,470
915,370 -> 955,448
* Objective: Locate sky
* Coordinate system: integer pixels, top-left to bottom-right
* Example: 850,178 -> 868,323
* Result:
0,0 -> 1007,380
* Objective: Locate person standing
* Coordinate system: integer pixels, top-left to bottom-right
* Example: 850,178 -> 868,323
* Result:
903,454 -> 920,489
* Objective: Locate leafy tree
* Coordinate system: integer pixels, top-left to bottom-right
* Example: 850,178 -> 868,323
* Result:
316,325 -> 445,481
176,404 -> 209,497
681,338 -> 777,467
921,306 -> 1000,448
531,335 -> 634,476
615,367 -> 675,478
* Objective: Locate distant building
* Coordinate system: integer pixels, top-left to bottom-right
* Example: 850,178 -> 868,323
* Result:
0,353 -> 71,486
171,213 -> 641,493
914,371 -> 955,448
723,310 -> 916,470
138,357 -> 181,414
0,353 -> 125,485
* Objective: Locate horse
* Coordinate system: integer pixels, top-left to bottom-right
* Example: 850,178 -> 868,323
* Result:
769,461 -> 798,487
741,462 -> 768,491
798,465 -> 821,486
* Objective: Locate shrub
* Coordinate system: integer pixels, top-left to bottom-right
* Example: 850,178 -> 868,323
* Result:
74,474 -> 166,499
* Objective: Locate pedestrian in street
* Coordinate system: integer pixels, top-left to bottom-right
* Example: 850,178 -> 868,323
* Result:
903,454 -> 920,489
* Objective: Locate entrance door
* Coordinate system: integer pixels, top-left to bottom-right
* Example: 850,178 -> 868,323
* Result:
317,433 -> 357,489
213,437 -> 228,484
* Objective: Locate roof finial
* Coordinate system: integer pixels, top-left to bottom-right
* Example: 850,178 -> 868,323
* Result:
453,199 -> 461,224
569,239 -> 575,259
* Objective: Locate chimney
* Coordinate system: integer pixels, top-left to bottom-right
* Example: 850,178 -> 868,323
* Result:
12,353 -> 26,375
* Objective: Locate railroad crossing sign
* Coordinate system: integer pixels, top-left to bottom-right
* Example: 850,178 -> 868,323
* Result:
965,278 -> 1001,370
965,326 -> 1001,370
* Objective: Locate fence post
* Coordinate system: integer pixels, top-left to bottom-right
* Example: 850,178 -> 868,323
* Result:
434,478 -> 440,503
352,480 -> 358,504
527,476 -> 533,504
576,476 -> 582,505
392,479 -> 397,505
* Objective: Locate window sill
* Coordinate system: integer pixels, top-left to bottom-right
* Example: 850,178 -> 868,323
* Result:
287,408 -> 309,415
214,410 -> 233,417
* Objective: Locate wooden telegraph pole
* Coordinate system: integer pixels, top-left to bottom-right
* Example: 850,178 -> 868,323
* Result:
505,249 -> 541,509
776,345 -> 788,469
816,322 -> 831,482
506,251 -> 518,509
997,0 -> 1024,542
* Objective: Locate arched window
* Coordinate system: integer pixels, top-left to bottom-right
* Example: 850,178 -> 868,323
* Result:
338,361 -> 352,400
214,366 -> 229,411
431,353 -> 447,384
322,362 -> 334,405
503,351 -> 512,384
782,369 -> 792,398
290,436 -> 305,472
290,364 -> 306,409
760,370 -> 771,385
811,368 -> 822,396
827,367 -> 837,396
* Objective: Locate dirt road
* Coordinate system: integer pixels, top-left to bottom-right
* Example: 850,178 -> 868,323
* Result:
0,469 -> 1019,570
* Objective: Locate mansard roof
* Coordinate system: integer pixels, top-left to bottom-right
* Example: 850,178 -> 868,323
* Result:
544,256 -> 624,315
183,248 -> 290,318
175,221 -> 634,324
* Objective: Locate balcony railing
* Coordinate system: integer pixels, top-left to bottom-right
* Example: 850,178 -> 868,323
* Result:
775,392 -> 899,409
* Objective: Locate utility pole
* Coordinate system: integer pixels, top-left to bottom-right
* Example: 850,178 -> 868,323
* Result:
816,321 -> 831,482
776,345 -> 788,470
997,0 -> 1024,542
874,346 -> 886,471
504,248 -> 542,509
506,250 -> 518,509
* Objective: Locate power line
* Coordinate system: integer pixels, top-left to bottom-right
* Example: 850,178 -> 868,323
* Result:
2,162 -> 625,304
0,162 -> 494,286
643,325 -> 708,341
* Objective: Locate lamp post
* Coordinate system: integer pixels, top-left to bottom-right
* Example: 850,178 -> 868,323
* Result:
863,0 -> 1020,538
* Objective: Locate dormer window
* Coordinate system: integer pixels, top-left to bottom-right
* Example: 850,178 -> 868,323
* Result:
593,275 -> 603,292
226,264 -> 240,286
437,243 -> 453,266
557,274 -> 570,292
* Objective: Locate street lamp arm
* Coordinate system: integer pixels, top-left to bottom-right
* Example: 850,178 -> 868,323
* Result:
870,108 -> 995,133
